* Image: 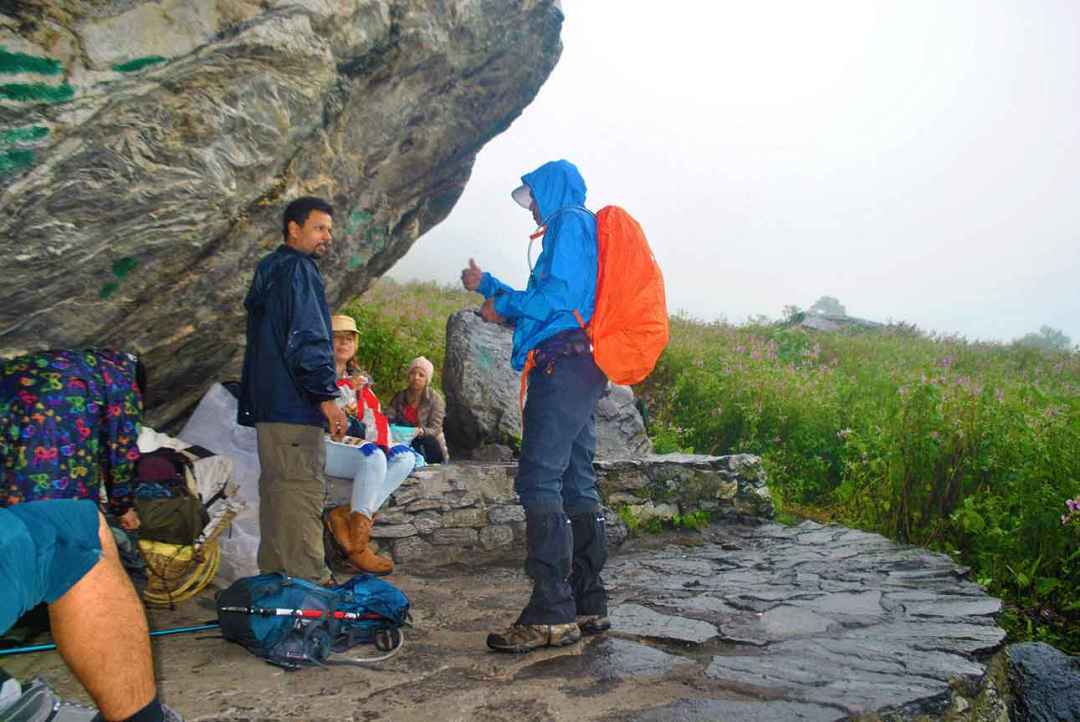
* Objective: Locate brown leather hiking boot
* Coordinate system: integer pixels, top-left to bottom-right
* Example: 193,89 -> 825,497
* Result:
486,623 -> 581,653
325,505 -> 354,554
347,511 -> 393,575
576,614 -> 611,636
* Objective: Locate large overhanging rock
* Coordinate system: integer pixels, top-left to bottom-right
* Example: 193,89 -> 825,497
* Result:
442,308 -> 653,459
0,0 -> 563,428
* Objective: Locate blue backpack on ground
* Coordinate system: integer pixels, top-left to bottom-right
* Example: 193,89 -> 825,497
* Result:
216,572 -> 410,670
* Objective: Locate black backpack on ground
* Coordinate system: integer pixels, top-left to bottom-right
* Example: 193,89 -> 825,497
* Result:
132,446 -> 215,545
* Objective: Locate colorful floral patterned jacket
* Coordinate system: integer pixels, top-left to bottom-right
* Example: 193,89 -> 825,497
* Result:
1,349 -> 142,515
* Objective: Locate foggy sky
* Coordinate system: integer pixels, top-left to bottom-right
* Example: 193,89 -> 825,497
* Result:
390,0 -> 1080,345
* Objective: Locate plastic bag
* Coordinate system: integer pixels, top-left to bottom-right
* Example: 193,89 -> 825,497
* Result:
179,383 -> 261,584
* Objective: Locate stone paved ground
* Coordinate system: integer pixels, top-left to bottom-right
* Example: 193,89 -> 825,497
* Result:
2,521 -> 1005,721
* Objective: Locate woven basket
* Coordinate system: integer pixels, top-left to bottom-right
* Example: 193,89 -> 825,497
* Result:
138,509 -> 235,606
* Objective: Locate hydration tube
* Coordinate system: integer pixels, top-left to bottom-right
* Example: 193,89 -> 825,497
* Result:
0,621 -> 220,657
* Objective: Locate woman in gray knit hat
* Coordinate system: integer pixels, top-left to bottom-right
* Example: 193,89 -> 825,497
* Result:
387,356 -> 449,463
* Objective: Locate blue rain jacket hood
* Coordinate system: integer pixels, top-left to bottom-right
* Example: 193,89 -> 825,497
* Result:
238,245 -> 339,428
477,160 -> 598,370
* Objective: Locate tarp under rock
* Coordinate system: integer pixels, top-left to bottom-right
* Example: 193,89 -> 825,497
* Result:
178,383 -> 261,585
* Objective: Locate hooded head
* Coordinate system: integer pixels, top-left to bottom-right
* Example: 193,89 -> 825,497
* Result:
512,160 -> 587,223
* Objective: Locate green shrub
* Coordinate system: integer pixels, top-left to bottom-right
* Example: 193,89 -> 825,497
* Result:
672,510 -> 711,531
639,316 -> 1080,651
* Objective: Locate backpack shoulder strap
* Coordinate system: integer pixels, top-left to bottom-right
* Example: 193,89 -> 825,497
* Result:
541,204 -> 595,226
527,205 -> 597,270
179,444 -> 215,460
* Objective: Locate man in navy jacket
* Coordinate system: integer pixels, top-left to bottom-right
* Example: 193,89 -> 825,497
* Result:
239,196 -> 348,583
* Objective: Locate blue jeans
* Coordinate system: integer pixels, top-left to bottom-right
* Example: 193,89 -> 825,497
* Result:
0,500 -> 103,634
516,353 -> 608,515
324,439 -> 415,518
514,352 -> 607,625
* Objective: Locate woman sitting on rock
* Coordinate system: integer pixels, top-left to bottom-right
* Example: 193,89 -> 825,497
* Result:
387,356 -> 449,464
323,315 -> 414,575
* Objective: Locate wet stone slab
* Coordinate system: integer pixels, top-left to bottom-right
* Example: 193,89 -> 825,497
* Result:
614,698 -> 846,722
603,520 -> 1005,719
718,605 -> 836,646
516,638 -> 695,683
609,603 -> 719,644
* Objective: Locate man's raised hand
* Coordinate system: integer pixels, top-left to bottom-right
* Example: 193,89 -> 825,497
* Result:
479,297 -> 505,325
461,258 -> 483,292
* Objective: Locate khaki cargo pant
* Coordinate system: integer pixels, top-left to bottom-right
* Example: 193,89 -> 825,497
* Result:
255,422 -> 329,583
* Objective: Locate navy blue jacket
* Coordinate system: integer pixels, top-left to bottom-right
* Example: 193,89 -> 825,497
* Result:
238,245 -> 338,428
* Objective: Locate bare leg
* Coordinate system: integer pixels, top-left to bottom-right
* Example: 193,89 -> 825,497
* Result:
47,512 -> 156,721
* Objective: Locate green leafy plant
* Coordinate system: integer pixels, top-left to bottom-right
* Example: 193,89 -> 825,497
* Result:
637,314 -> 1080,652
672,510 -> 711,531
617,505 -> 642,534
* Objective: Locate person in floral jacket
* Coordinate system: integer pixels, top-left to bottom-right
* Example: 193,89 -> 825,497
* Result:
0,349 -> 144,529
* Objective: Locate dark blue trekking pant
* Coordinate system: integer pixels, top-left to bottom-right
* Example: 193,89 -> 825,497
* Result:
515,353 -> 609,625
570,509 -> 608,617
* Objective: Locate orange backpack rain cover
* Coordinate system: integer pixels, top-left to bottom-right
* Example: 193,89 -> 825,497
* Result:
586,206 -> 668,385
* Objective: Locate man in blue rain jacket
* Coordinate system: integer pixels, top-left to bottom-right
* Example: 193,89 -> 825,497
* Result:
239,196 -> 348,584
462,160 -> 611,653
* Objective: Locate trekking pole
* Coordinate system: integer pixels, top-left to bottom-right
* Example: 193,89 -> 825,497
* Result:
218,606 -> 381,621
0,622 -> 220,657
217,607 -> 406,664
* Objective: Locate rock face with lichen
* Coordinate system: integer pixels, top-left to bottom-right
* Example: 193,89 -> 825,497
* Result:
0,0 -> 563,427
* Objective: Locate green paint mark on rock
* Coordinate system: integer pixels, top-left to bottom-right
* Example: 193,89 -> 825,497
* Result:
99,281 -> 119,299
0,125 -> 48,145
366,224 -> 388,251
111,257 -> 138,278
0,48 -> 63,76
0,148 -> 34,174
476,346 -> 494,371
346,209 -> 373,234
0,82 -> 75,103
112,56 -> 167,73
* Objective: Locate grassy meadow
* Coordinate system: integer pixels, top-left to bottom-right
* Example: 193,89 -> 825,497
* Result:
342,279 -> 1080,651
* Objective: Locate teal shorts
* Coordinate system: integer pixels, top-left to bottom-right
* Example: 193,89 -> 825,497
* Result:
0,500 -> 102,633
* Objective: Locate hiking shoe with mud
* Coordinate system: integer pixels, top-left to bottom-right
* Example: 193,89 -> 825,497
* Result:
486,623 -> 581,653
576,614 -> 611,636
